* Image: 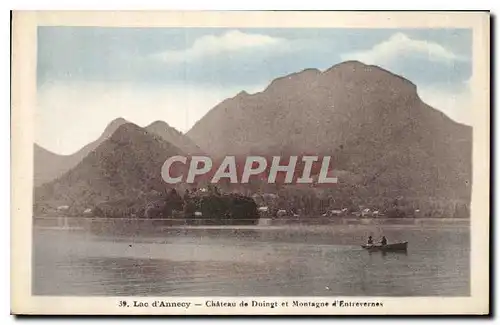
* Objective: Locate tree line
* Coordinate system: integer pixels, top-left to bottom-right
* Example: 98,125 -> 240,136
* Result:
93,186 -> 261,225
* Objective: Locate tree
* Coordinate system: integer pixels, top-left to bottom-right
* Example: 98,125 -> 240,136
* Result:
166,188 -> 183,212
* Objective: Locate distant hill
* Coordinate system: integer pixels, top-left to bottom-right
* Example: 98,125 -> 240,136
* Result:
34,123 -> 185,210
146,120 -> 203,155
34,118 -> 203,187
34,118 -> 128,187
187,61 -> 472,202
33,145 -> 69,187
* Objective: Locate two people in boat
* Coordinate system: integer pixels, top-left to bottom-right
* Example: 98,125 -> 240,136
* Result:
368,236 -> 387,246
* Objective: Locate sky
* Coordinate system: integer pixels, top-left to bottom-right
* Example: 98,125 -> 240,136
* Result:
37,27 -> 472,154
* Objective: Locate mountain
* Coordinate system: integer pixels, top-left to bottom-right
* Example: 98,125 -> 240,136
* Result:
146,120 -> 203,155
34,123 -> 185,209
33,118 -> 128,187
187,61 -> 472,202
33,145 -> 70,187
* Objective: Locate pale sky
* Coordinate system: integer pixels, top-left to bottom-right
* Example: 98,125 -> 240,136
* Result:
37,27 -> 472,154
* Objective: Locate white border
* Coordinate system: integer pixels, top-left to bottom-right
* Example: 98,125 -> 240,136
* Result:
6,5 -> 493,321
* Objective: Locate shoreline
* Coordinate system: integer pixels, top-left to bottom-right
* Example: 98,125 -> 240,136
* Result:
33,222 -> 470,233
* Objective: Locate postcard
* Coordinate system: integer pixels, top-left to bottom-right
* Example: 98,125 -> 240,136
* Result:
11,10 -> 490,315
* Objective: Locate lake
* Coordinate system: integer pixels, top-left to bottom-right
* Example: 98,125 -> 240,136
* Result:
32,223 -> 470,296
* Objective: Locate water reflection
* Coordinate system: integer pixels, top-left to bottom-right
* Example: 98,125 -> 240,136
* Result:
33,225 -> 470,296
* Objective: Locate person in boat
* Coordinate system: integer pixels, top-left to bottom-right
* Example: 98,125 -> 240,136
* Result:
380,236 -> 388,246
367,236 -> 373,245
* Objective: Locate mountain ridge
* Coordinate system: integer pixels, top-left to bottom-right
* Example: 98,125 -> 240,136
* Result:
34,122 -> 186,209
145,120 -> 204,155
34,118 -> 201,186
34,117 -> 128,187
186,60 -> 471,203
34,60 -> 471,213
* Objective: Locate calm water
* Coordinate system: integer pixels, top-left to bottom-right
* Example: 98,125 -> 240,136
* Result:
33,224 -> 470,296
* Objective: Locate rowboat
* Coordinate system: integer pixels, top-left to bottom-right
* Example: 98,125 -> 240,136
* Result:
361,241 -> 408,252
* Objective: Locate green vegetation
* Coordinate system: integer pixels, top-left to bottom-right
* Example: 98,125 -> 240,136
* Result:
250,186 -> 470,219
92,186 -> 260,225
